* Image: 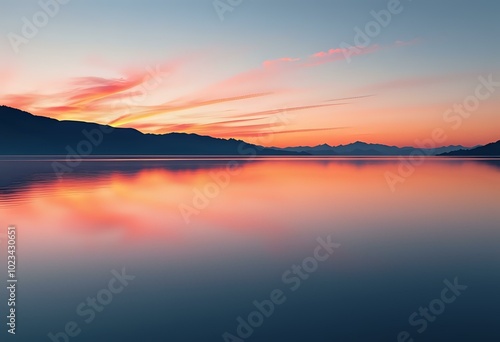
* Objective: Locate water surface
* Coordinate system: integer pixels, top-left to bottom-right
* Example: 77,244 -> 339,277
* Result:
0,158 -> 499,341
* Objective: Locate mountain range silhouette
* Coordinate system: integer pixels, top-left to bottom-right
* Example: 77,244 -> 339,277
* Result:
0,106 -> 297,156
439,140 -> 500,156
1,106 -> 498,156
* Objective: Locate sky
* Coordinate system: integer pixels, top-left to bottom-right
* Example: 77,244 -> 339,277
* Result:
1,0 -> 499,147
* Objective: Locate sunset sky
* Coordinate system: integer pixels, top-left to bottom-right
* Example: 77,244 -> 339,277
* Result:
1,0 -> 499,147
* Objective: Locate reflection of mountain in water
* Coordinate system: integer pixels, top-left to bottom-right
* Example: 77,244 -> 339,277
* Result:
0,159 -> 251,198
2,158 -> 500,204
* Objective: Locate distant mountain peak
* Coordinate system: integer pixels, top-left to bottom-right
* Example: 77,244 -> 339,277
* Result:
1,105 -> 33,116
440,140 -> 500,156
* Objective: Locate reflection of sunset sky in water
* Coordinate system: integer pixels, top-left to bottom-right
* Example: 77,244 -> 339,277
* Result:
0,159 -> 499,341
1,159 -> 500,249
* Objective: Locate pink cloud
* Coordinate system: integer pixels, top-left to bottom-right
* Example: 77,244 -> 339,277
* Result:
303,39 -> 421,67
0,58 -> 183,122
307,44 -> 381,66
312,48 -> 347,58
1,94 -> 41,108
262,57 -> 301,68
0,43 -> 390,142
191,42 -> 396,107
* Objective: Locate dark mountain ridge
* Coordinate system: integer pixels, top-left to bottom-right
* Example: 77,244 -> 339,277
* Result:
0,106 -> 297,156
439,140 -> 500,156
1,106 -> 497,156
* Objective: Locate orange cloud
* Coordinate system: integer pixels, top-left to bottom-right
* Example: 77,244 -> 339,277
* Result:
0,58 -> 182,121
0,45 -> 384,146
231,103 -> 347,119
217,126 -> 349,139
108,92 -> 274,126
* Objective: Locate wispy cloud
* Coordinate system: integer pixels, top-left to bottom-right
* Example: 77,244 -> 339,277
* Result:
306,44 -> 380,66
0,59 -> 180,121
262,57 -> 301,68
0,43 -> 384,143
261,39 -> 418,69
356,72 -> 479,93
230,103 -> 347,119
109,92 -> 274,126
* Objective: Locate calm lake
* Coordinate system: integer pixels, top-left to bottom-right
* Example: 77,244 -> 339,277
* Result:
0,158 -> 499,341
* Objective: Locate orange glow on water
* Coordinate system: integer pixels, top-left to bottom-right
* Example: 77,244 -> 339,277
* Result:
1,159 -> 499,259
